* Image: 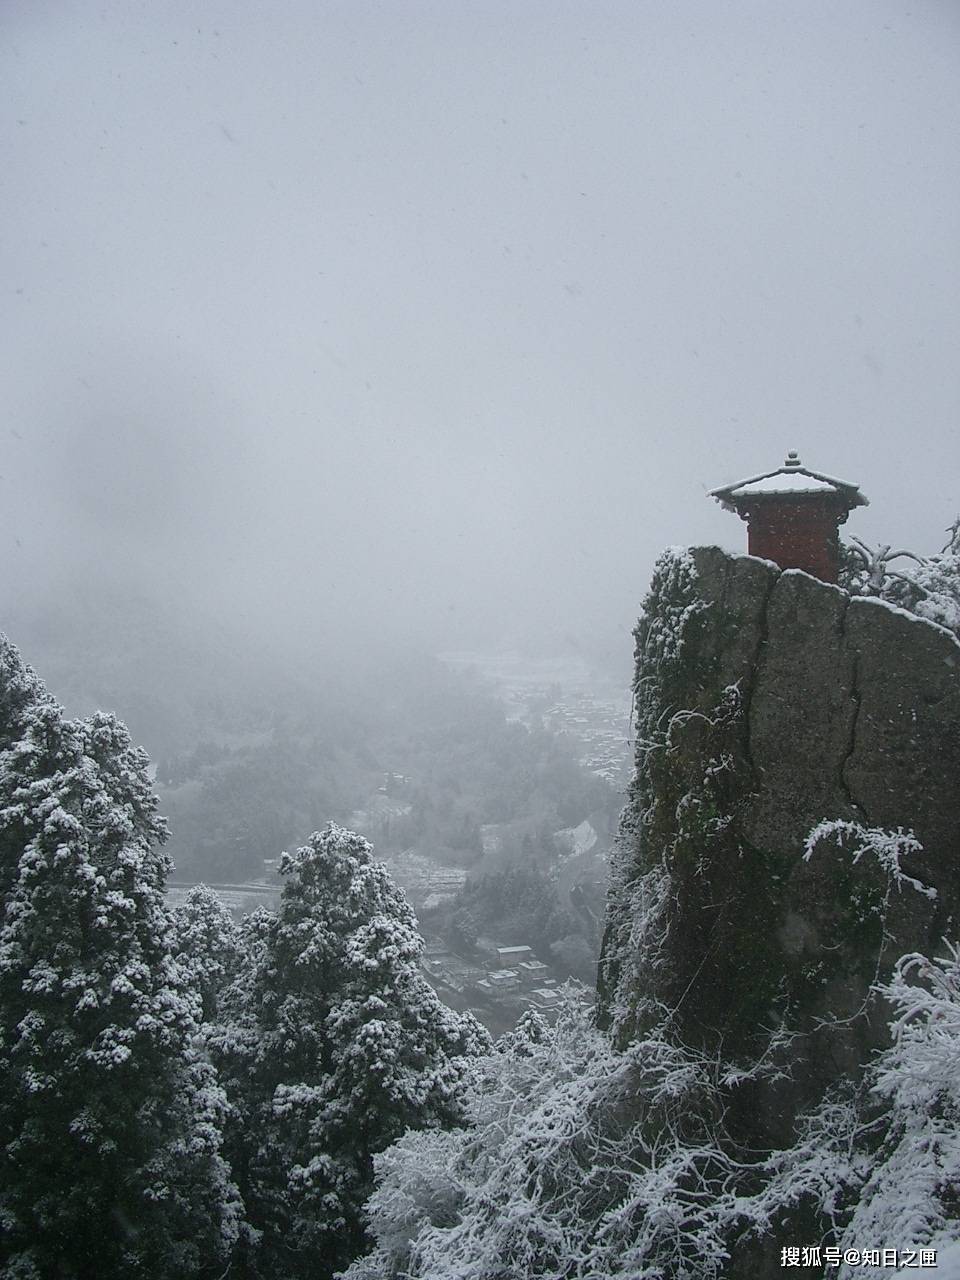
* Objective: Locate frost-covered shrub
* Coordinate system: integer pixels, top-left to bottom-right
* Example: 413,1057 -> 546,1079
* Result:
348,959 -> 960,1280
342,999 -> 618,1279
804,820 -> 936,902
209,822 -> 490,1280
841,527 -> 960,638
0,636 -> 241,1278
883,549 -> 960,636
745,936 -> 960,1278
344,997 -> 775,1280
833,943 -> 960,1275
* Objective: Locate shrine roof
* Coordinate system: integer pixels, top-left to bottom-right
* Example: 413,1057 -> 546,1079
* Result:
710,451 -> 869,511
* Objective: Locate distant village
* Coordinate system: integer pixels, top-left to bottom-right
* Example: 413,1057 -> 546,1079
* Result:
168,652 -> 625,1036
167,874 -> 592,1036
441,649 -> 632,786
418,938 -> 594,1037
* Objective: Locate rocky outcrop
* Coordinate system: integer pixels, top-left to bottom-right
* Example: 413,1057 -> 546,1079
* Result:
597,546 -> 960,1149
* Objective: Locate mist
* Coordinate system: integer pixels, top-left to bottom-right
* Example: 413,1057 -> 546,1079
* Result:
2,0 -> 959,690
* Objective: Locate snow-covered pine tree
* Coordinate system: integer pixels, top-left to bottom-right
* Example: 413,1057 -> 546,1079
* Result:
172,882 -> 246,1024
210,823 -> 489,1280
0,636 -> 241,1279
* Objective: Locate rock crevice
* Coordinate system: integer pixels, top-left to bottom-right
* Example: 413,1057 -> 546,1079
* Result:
837,594 -> 865,818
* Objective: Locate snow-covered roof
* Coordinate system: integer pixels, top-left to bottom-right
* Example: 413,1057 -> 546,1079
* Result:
710,451 -> 868,511
553,818 -> 599,859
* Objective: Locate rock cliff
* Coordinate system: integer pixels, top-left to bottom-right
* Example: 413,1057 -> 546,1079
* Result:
597,546 -> 960,1150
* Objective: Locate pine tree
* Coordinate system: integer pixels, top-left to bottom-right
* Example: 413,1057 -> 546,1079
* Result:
172,882 -> 246,1024
0,636 -> 241,1278
211,823 -> 489,1279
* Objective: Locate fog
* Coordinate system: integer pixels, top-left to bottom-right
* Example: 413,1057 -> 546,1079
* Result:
2,1 -> 959,683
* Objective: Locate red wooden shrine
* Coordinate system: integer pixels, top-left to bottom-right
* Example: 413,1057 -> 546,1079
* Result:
710,452 -> 868,583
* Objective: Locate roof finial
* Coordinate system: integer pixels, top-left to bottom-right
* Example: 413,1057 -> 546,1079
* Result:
785,450 -> 801,467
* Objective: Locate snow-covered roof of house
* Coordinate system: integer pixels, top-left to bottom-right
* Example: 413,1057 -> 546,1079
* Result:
553,818 -> 598,859
710,451 -> 868,511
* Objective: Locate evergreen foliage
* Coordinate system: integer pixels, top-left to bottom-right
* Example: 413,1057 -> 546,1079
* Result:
207,823 -> 490,1280
171,882 -> 246,1024
0,636 -> 240,1279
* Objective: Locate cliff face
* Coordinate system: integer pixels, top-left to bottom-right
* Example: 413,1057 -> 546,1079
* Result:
597,546 -> 960,1148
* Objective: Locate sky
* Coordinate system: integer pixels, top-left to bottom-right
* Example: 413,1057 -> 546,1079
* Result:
2,0 -> 959,672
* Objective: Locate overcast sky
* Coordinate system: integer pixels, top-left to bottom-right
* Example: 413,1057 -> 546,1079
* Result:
2,1 -> 958,667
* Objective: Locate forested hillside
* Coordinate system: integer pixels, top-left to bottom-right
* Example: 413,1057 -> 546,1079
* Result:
3,533 -> 960,1278
0,635 -> 489,1277
5,588 -> 619,885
